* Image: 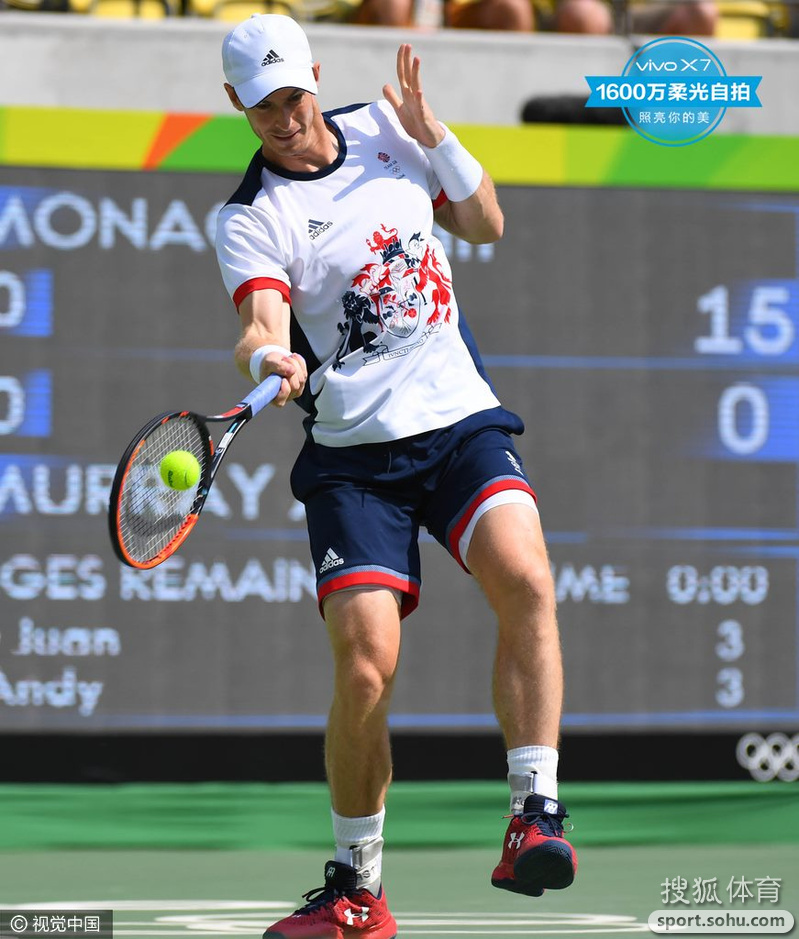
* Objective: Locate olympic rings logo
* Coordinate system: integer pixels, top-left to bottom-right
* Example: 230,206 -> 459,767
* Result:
736,733 -> 799,781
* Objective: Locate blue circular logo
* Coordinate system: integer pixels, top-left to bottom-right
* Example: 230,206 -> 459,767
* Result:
621,37 -> 726,146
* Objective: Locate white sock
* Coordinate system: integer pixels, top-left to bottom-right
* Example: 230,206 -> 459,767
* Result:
331,807 -> 385,896
507,745 -> 559,813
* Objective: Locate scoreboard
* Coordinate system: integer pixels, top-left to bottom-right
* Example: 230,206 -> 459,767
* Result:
479,186 -> 799,730
1,125 -> 798,734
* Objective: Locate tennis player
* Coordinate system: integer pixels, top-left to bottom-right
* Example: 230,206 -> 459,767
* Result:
216,14 -> 577,937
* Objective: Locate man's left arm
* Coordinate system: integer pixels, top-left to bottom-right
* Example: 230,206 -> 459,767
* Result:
383,43 -> 503,246
433,171 -> 504,245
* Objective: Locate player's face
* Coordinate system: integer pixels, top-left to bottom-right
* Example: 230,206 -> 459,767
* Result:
247,87 -> 317,159
225,65 -> 329,170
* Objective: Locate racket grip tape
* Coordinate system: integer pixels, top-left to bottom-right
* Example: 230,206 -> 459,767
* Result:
239,373 -> 283,416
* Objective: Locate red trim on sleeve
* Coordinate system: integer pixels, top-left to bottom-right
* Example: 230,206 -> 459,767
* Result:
233,277 -> 291,310
432,189 -> 448,210
317,571 -> 420,620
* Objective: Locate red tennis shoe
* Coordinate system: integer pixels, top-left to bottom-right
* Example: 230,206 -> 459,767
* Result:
491,794 -> 577,897
263,861 -> 397,939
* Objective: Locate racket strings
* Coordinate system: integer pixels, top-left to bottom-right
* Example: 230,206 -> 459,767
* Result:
117,417 -> 208,565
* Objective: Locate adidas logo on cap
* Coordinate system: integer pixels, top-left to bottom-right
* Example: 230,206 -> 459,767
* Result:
319,548 -> 344,574
308,218 -> 333,240
221,16 -> 317,110
261,49 -> 284,66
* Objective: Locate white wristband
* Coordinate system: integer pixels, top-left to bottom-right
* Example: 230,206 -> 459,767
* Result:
420,125 -> 483,203
249,344 -> 291,384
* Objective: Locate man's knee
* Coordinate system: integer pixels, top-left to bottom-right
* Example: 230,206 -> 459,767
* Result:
480,550 -> 556,623
337,653 -> 397,709
509,554 -> 556,609
328,632 -> 398,708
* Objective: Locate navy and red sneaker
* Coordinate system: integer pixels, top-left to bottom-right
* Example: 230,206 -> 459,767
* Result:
263,860 -> 397,939
491,794 -> 577,897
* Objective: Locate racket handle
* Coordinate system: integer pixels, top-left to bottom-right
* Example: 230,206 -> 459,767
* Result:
239,373 -> 284,416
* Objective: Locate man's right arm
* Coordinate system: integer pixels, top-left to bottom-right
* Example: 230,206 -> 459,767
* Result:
234,287 -> 307,407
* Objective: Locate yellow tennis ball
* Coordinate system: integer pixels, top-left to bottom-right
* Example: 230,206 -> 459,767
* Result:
160,450 -> 201,491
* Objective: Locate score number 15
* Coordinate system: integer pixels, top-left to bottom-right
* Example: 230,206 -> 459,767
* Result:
695,285 -> 794,356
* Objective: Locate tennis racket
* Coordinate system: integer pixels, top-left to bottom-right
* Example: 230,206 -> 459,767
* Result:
108,373 -> 283,570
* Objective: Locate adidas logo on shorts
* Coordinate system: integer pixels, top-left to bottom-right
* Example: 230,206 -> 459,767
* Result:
319,548 -> 344,574
505,450 -> 523,474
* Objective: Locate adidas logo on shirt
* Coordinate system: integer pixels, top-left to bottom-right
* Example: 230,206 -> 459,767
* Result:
308,218 -> 333,240
261,49 -> 284,66
319,548 -> 344,574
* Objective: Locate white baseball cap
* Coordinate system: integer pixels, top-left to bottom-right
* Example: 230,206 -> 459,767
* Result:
222,14 -> 318,109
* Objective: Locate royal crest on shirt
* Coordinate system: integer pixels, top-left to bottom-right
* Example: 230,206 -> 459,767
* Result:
334,225 -> 452,370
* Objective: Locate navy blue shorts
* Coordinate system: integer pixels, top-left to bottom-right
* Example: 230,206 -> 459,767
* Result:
289,407 -> 537,619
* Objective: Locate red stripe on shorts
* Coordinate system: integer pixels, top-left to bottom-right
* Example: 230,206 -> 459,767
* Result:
448,478 -> 537,572
317,570 -> 420,620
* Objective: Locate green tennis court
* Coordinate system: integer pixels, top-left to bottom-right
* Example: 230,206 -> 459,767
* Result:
1,782 -> 797,937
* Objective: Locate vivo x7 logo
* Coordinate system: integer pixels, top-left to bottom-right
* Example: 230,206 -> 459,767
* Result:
635,58 -> 713,72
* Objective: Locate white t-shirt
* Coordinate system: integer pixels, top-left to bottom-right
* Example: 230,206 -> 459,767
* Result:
216,100 -> 501,447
